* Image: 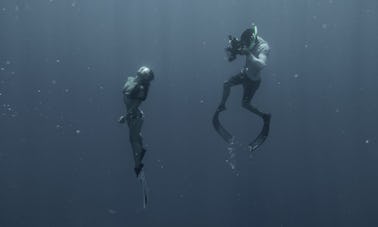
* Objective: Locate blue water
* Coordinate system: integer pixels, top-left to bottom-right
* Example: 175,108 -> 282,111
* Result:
1,0 -> 378,226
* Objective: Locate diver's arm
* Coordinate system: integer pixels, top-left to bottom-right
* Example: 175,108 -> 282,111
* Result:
247,52 -> 268,69
134,84 -> 150,101
119,94 -> 142,124
125,83 -> 148,112
127,100 -> 142,115
241,42 -> 269,69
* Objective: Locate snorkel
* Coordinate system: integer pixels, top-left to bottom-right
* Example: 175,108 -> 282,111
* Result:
249,23 -> 258,48
240,23 -> 258,48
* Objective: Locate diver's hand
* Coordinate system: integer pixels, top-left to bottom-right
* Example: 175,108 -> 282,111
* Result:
239,47 -> 251,55
118,115 -> 126,124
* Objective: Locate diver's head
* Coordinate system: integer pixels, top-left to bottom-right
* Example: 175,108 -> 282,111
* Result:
241,23 -> 258,48
136,66 -> 154,83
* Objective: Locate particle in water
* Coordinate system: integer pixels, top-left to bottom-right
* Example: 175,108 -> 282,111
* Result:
108,209 -> 117,215
75,129 -> 81,134
365,140 -> 370,144
293,74 -> 299,78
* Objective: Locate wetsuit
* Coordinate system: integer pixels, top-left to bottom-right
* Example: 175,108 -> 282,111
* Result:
121,77 -> 150,176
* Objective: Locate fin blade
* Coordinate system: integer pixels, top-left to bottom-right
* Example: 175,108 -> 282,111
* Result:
213,110 -> 234,144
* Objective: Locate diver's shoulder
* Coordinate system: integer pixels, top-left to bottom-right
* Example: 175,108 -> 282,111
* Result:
257,37 -> 269,47
123,76 -> 138,93
256,36 -> 270,54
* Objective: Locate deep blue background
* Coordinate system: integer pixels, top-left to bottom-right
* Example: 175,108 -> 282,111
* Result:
1,0 -> 378,226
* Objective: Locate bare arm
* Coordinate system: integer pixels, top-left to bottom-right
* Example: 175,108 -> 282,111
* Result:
247,52 -> 268,69
241,42 -> 270,70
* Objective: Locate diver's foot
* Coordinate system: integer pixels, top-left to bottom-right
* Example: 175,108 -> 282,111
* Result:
217,104 -> 226,112
118,115 -> 126,124
134,163 -> 144,177
263,113 -> 271,124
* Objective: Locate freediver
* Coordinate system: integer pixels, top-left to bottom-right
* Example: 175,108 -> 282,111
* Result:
119,66 -> 154,177
214,23 -> 271,151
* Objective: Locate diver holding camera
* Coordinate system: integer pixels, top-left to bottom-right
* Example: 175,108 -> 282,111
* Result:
214,23 -> 271,152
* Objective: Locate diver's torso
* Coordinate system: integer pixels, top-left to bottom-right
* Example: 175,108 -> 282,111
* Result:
122,76 -> 146,118
123,95 -> 144,119
244,36 -> 269,81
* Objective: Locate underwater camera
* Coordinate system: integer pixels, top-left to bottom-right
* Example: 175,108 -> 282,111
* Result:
225,35 -> 244,62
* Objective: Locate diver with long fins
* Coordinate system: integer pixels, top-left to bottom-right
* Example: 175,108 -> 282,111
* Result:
214,23 -> 271,152
119,66 -> 154,208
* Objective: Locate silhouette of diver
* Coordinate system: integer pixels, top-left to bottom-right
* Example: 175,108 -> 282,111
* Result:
119,66 -> 154,177
214,23 -> 271,152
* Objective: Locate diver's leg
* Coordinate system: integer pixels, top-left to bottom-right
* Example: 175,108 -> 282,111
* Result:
242,79 -> 271,151
218,73 -> 244,111
129,123 -> 142,165
128,117 -> 145,176
241,79 -> 269,120
136,116 -> 146,161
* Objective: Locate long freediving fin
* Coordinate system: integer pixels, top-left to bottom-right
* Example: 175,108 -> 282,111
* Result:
249,114 -> 271,152
212,110 -> 234,144
138,171 -> 149,209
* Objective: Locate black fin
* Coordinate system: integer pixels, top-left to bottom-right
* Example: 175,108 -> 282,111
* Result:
249,114 -> 271,152
134,163 -> 144,177
138,171 -> 149,209
213,110 -> 234,144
